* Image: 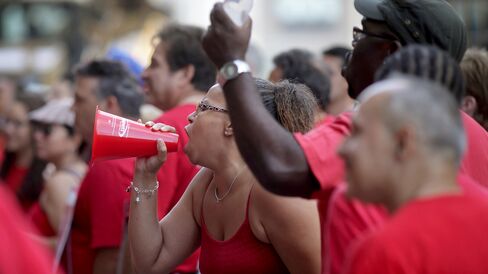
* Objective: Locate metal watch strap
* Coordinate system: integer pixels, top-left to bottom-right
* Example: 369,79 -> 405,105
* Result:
218,60 -> 251,86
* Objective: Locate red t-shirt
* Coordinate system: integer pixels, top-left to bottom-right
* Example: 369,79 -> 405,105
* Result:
69,158 -> 134,274
154,104 -> 201,273
459,111 -> 488,187
324,184 -> 388,274
344,194 -> 488,274
294,112 -> 352,192
0,184 -> 54,274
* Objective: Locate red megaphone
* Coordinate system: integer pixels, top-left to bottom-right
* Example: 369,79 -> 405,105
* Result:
91,107 -> 178,163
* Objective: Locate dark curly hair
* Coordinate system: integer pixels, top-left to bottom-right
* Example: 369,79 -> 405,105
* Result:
375,45 -> 465,105
256,78 -> 317,134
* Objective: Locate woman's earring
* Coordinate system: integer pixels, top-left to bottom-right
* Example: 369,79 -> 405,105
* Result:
224,128 -> 233,136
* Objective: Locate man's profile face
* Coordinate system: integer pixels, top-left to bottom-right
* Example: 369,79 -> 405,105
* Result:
343,19 -> 399,99
339,93 -> 396,203
323,55 -> 349,103
73,76 -> 100,142
141,42 -> 179,111
268,66 -> 283,83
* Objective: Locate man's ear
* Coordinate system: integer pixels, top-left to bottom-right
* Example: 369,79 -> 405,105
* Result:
175,65 -> 196,86
394,125 -> 414,162
461,95 -> 478,116
388,40 -> 402,56
105,95 -> 121,115
224,121 -> 233,137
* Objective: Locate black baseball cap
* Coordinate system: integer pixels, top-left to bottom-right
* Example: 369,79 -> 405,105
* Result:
354,0 -> 467,62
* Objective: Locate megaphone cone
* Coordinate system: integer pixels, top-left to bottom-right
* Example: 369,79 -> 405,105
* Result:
91,107 -> 178,164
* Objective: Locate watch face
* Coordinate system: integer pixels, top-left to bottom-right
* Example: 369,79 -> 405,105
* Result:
226,64 -> 238,76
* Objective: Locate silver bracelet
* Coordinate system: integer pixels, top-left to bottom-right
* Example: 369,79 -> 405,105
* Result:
127,181 -> 159,204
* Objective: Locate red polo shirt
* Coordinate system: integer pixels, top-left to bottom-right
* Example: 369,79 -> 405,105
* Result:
69,158 -> 134,274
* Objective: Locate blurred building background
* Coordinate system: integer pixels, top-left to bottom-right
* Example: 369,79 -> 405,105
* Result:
0,0 -> 486,83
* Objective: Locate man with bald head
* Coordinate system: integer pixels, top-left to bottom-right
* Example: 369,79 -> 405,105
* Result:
340,76 -> 488,273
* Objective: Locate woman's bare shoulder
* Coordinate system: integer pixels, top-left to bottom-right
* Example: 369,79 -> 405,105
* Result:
252,183 -> 318,225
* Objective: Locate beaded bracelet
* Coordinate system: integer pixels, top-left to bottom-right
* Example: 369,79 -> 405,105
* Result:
126,181 -> 159,204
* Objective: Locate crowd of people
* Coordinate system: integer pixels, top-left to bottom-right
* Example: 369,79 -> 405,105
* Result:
0,0 -> 488,273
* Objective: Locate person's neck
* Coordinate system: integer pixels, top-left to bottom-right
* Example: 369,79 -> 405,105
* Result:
51,152 -> 80,171
15,146 -> 34,168
314,110 -> 328,125
327,96 -> 357,115
211,150 -> 249,195
388,161 -> 460,213
177,89 -> 205,107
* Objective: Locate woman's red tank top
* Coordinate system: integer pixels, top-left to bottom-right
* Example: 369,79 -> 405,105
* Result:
199,188 -> 289,274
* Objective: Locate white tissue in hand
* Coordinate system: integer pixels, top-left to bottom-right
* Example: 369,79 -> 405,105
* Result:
223,0 -> 253,27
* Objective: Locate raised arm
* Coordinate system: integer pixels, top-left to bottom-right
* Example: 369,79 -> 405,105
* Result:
128,136 -> 206,274
202,3 -> 319,197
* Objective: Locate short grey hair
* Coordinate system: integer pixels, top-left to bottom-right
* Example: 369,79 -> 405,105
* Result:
75,60 -> 143,118
360,75 -> 466,166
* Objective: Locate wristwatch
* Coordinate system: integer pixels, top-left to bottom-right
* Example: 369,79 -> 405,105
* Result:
218,60 -> 251,86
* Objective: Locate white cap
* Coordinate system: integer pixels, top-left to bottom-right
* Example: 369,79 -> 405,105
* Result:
30,98 -> 75,127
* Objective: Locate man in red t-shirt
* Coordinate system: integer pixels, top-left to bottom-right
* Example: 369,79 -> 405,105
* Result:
0,183 -> 53,274
375,44 -> 488,187
340,76 -> 488,274
71,60 -> 144,274
140,24 -> 216,273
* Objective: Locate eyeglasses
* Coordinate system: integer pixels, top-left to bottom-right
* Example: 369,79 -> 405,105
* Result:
195,101 -> 228,115
352,27 -> 397,47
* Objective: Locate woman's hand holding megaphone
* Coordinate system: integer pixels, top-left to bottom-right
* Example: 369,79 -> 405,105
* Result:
133,121 -> 176,184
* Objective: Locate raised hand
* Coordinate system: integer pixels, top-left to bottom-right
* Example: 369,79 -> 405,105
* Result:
202,3 -> 252,69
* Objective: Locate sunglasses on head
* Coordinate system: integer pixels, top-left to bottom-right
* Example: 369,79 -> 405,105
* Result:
31,122 -> 53,136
